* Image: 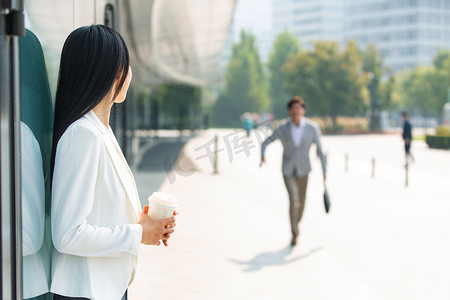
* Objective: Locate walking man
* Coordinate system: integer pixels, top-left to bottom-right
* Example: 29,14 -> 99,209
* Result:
402,112 -> 414,163
260,96 -> 326,246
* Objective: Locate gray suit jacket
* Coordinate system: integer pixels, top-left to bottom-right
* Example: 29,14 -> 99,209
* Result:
261,119 -> 326,176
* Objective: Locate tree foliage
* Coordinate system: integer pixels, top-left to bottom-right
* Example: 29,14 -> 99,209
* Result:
267,31 -> 301,118
378,68 -> 396,111
155,83 -> 201,129
397,66 -> 445,117
212,31 -> 450,129
361,44 -> 385,130
396,49 -> 450,120
283,40 -> 367,130
213,31 -> 269,126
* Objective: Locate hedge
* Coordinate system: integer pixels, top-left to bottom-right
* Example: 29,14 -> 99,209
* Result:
435,126 -> 450,136
425,135 -> 450,150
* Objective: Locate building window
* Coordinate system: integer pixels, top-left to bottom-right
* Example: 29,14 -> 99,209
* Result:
294,17 -> 322,26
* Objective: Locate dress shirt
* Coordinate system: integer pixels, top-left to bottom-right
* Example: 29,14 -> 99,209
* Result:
290,117 -> 306,147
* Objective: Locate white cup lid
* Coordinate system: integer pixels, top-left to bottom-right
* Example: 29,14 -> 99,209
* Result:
149,192 -> 178,207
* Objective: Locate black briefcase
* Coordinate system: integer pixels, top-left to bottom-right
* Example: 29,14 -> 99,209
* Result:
323,184 -> 331,213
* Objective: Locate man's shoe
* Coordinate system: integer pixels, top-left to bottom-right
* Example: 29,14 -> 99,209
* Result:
290,237 -> 297,247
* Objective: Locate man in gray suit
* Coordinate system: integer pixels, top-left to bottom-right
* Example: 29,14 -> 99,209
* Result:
260,96 -> 326,246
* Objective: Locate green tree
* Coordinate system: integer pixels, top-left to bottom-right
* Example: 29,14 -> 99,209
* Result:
398,66 -> 445,118
433,50 -> 450,70
432,50 -> 450,122
156,83 -> 201,130
213,31 -> 269,126
378,67 -> 396,111
361,44 -> 384,131
283,40 -> 367,131
267,31 -> 301,118
396,50 -> 450,122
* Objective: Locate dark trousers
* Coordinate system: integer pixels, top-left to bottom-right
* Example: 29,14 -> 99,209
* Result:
283,174 -> 309,238
53,290 -> 127,300
405,141 -> 411,155
24,294 -> 50,300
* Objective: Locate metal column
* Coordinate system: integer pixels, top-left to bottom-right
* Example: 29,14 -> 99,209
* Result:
0,1 -> 24,299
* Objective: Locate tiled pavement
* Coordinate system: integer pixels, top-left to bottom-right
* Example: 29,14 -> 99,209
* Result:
129,129 -> 450,300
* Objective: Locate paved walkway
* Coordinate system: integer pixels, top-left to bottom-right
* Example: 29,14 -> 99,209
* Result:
129,128 -> 450,300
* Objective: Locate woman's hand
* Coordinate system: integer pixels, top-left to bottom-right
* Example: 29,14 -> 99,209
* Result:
162,211 -> 178,246
139,205 -> 177,246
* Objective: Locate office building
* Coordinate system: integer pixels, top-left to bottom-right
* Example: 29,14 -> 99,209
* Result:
272,0 -> 345,49
345,0 -> 450,72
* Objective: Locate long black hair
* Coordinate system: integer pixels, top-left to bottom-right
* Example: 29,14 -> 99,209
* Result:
51,24 -> 129,174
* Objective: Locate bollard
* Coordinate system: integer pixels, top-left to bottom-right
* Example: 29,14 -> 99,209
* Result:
371,157 -> 375,178
213,135 -> 218,174
405,161 -> 409,187
345,153 -> 349,172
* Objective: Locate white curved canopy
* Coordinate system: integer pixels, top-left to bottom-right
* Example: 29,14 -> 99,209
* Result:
24,0 -> 236,87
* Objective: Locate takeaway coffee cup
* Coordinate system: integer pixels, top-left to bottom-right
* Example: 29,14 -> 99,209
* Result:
147,192 -> 178,219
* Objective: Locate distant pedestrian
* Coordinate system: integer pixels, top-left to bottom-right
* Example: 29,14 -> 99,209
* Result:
242,112 -> 254,137
260,96 -> 326,246
402,112 -> 414,163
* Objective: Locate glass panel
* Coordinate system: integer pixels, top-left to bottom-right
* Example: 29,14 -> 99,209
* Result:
20,28 -> 53,300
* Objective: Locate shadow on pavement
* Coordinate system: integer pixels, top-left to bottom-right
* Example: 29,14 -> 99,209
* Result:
138,140 -> 188,172
229,245 -> 322,272
133,137 -> 193,207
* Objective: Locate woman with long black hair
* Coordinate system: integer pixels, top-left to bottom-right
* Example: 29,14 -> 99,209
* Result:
50,25 -> 176,300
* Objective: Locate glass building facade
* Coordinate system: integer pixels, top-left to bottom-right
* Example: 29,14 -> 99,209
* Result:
272,0 -> 345,49
271,0 -> 450,73
1,1 -> 237,298
345,0 -> 450,72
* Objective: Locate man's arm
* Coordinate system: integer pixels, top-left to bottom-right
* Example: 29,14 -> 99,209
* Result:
313,124 -> 327,179
260,126 -> 281,166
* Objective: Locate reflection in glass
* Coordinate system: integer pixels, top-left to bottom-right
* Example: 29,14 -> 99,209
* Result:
20,29 -> 53,300
21,122 -> 50,299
